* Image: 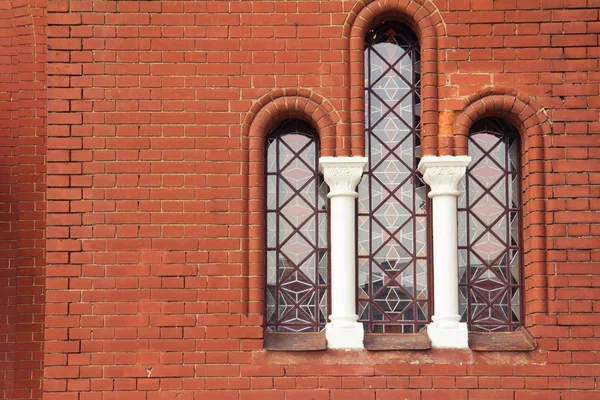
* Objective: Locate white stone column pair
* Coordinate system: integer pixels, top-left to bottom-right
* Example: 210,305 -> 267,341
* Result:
319,155 -> 471,349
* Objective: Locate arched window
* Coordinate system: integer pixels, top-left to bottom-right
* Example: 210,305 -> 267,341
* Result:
357,22 -> 428,334
265,119 -> 329,332
458,118 -> 522,332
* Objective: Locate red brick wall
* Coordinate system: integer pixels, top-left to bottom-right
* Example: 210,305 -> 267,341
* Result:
0,0 -> 46,399
0,2 -> 19,397
2,0 -> 599,399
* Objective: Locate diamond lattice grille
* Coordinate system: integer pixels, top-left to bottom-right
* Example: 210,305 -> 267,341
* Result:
458,118 -> 522,332
358,22 -> 428,334
265,120 -> 329,333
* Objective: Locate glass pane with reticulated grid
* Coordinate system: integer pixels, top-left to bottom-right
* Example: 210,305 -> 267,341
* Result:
457,118 -> 523,332
265,119 -> 329,333
358,22 -> 428,334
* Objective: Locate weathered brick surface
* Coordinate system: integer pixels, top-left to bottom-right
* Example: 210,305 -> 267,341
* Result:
0,0 -> 46,399
1,0 -> 599,399
0,3 -> 19,397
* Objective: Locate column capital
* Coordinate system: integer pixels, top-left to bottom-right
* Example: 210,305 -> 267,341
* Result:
418,155 -> 472,198
319,157 -> 368,198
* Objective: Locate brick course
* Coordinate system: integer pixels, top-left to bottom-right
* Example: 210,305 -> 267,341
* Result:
1,0 -> 599,399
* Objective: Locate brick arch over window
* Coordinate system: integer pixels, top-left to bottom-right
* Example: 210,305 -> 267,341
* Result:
243,90 -> 339,315
244,89 -> 339,157
454,89 -> 551,331
455,88 -> 551,153
345,0 -> 445,157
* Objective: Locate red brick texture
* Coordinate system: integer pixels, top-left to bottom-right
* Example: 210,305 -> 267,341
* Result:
0,0 -> 46,399
0,4 -> 19,397
0,0 -> 598,399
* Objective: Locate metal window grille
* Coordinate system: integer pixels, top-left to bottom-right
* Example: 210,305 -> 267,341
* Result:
358,22 -> 429,334
458,118 -> 523,332
265,119 -> 329,332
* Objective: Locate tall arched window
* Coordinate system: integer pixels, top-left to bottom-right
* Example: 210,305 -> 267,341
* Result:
357,22 -> 428,334
265,119 -> 329,332
458,118 -> 523,332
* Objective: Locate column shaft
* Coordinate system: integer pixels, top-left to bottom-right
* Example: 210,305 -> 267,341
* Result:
419,155 -> 471,348
431,194 -> 460,327
329,195 -> 357,323
319,156 -> 367,349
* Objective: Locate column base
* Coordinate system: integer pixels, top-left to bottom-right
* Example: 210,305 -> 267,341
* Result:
427,321 -> 469,349
325,322 -> 364,349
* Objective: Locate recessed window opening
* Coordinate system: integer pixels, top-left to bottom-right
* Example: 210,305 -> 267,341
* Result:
458,117 -> 523,332
358,21 -> 428,334
265,119 -> 329,333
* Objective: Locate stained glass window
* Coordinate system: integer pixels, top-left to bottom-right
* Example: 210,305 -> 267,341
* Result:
458,118 -> 522,332
265,119 -> 329,332
357,22 -> 428,334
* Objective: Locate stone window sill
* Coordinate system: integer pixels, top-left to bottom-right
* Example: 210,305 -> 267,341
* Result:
468,328 -> 536,352
364,332 -> 431,351
264,332 -> 327,351
263,328 -> 535,352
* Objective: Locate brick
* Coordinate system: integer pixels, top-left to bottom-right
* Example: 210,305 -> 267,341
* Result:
4,3 -> 599,400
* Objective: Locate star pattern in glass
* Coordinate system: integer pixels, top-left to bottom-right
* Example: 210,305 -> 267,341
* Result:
458,118 -> 522,332
265,119 -> 329,332
358,22 -> 428,334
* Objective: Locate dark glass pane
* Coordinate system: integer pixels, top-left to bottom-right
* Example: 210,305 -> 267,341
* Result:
359,21 -> 427,333
265,119 -> 328,332
458,118 -> 522,332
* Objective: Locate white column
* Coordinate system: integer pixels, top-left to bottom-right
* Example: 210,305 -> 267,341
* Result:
418,155 -> 471,349
319,156 -> 367,349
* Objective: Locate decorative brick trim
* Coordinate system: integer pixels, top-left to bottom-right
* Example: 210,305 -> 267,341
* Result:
455,87 -> 551,154
242,91 -> 339,316
455,88 -> 551,338
346,0 -> 445,156
244,89 -> 338,157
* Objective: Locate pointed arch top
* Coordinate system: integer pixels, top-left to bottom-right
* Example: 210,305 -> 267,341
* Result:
346,0 -> 446,156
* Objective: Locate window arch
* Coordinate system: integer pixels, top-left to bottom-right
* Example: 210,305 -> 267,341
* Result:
265,119 -> 329,332
357,21 -> 429,334
458,118 -> 523,332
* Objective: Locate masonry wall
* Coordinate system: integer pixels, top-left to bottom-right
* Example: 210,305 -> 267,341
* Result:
1,0 -> 599,399
0,0 -> 46,399
0,3 -> 19,396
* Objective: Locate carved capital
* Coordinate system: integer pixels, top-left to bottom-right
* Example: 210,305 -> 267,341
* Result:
319,157 -> 368,198
418,156 -> 472,198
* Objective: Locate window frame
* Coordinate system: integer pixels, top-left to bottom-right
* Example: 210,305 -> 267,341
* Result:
263,119 -> 331,334
357,20 -> 433,335
458,117 -> 525,333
